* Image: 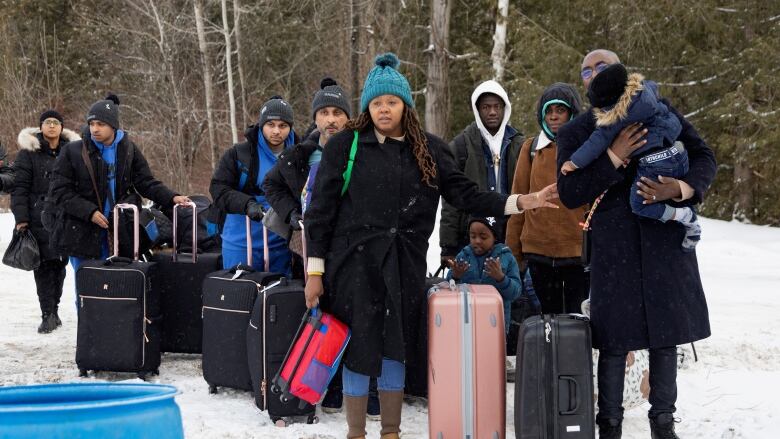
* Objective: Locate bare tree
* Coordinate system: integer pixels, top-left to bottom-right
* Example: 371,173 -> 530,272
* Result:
491,0 -> 509,82
234,0 -> 249,126
221,0 -> 238,144
194,0 -> 218,170
425,0 -> 451,138
349,0 -> 361,116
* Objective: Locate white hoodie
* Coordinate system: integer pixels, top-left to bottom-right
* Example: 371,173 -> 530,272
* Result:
471,80 -> 512,193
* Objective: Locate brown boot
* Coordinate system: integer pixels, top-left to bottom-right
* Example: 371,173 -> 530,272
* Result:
379,390 -> 404,438
344,395 -> 368,439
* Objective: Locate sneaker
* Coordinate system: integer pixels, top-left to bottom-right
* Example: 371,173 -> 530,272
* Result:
37,313 -> 58,334
597,418 -> 622,439
681,212 -> 701,252
650,413 -> 680,439
366,393 -> 380,421
320,390 -> 343,414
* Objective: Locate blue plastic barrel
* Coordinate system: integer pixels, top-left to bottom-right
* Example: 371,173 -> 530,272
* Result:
0,383 -> 184,439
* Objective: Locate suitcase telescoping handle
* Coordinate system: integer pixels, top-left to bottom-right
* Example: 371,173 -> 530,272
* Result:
245,214 -> 270,272
172,201 -> 198,263
113,203 -> 140,261
299,219 -> 308,282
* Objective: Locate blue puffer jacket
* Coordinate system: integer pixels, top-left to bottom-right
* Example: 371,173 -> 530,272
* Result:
447,243 -> 522,333
570,74 -> 682,169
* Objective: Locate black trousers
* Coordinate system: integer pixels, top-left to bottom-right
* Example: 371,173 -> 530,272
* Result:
33,258 -> 68,316
597,346 -> 678,422
527,262 -> 589,314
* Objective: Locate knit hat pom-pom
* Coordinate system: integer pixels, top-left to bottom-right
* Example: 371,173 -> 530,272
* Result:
105,93 -> 120,105
375,53 -> 400,69
320,77 -> 337,89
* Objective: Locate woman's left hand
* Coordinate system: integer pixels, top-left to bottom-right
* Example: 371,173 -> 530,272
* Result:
636,176 -> 682,204
517,183 -> 559,210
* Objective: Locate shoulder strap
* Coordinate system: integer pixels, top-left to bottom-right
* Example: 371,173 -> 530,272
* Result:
81,141 -> 103,210
454,135 -> 468,170
235,143 -> 253,191
529,137 -> 539,163
340,131 -> 358,196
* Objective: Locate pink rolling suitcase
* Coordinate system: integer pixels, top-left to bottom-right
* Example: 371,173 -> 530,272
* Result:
428,281 -> 506,439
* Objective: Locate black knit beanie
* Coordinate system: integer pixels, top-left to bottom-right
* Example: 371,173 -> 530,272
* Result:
86,93 -> 121,130
587,63 -> 628,109
258,95 -> 294,127
468,216 -> 503,242
39,109 -> 64,127
311,77 -> 351,120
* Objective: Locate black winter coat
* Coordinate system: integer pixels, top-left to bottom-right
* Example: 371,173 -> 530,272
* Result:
556,100 -> 716,351
12,128 -> 80,260
262,131 -> 320,223
305,128 -> 509,376
49,128 -> 178,259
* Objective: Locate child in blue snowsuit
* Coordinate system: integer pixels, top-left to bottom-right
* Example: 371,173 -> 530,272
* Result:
560,63 -> 701,251
446,216 -> 525,333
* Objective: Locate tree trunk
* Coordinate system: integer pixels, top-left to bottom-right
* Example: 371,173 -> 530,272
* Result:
349,0 -> 361,116
221,0 -> 238,144
491,0 -> 509,82
234,0 -> 248,126
425,0 -> 451,138
194,0 -> 218,170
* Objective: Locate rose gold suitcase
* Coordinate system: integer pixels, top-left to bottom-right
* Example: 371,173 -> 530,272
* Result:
428,281 -> 506,439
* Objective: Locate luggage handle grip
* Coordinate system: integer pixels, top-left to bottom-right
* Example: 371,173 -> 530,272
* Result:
104,256 -> 134,266
172,201 -> 198,263
245,214 -> 270,272
559,376 -> 580,415
113,203 -> 139,261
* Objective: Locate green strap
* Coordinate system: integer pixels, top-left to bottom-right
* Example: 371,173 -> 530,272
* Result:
341,131 -> 359,196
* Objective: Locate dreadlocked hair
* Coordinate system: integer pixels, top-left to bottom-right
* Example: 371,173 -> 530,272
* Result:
345,106 -> 438,187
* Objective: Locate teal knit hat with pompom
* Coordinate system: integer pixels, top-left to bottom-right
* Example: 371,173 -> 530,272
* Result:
359,53 -> 414,112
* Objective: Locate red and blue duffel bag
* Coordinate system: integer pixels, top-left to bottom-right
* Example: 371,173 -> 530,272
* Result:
271,307 -> 350,406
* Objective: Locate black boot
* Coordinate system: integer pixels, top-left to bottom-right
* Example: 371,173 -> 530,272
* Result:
53,308 -> 62,327
597,418 -> 622,439
650,413 -> 680,439
37,313 -> 58,334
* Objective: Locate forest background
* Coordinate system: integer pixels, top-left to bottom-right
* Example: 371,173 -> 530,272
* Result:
0,0 -> 777,224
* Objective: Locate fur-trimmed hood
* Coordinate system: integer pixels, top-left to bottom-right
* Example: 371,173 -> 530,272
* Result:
17,127 -> 81,152
594,73 -> 647,127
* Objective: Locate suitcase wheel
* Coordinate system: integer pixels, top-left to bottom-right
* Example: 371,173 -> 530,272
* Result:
270,384 -> 281,395
208,384 -> 217,394
306,415 -> 318,424
280,394 -> 290,404
272,417 -> 286,427
78,369 -> 88,378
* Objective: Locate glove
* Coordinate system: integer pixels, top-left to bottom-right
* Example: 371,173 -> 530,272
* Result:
245,201 -> 265,221
289,211 -> 303,230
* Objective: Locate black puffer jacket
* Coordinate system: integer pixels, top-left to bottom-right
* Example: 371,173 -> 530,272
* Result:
262,131 -> 320,223
48,128 -> 178,259
12,127 -> 81,260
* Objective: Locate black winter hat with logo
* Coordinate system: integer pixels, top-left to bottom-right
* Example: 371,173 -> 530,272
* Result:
311,77 -> 351,120
86,94 -> 121,130
258,95 -> 294,127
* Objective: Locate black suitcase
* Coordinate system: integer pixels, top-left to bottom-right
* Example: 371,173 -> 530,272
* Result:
202,218 -> 282,393
152,202 -> 222,354
246,277 -> 317,425
515,314 -> 595,439
76,204 -> 161,379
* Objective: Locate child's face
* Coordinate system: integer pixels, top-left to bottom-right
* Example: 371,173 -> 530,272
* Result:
469,222 -> 496,256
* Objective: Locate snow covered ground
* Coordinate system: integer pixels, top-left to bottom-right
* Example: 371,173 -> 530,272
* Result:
1,211 -> 779,438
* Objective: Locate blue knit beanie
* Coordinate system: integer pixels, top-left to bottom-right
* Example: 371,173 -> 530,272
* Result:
359,53 -> 414,112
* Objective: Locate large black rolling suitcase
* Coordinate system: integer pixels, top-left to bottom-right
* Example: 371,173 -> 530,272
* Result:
246,277 -> 316,425
202,217 -> 282,393
152,202 -> 222,354
76,204 -> 161,379
515,314 -> 595,439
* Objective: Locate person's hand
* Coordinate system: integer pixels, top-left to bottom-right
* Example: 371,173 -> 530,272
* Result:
447,259 -> 469,280
560,160 -> 578,175
517,183 -> 559,210
245,201 -> 265,221
289,211 -> 303,230
172,195 -> 191,205
91,211 -> 109,229
15,222 -> 28,231
440,255 -> 455,270
484,257 -> 505,282
636,175 -> 683,204
304,275 -> 324,309
608,123 -> 647,165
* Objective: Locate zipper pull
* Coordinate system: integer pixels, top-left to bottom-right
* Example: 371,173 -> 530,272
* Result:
493,153 -> 500,166
144,333 -> 150,343
544,322 -> 552,343
261,379 -> 267,395
145,317 -> 152,324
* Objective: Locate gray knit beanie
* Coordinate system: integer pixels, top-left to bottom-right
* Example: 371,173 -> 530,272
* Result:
311,77 -> 351,120
86,93 -> 120,130
258,95 -> 294,127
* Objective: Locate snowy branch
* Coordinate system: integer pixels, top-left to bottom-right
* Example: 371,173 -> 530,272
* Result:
684,99 -> 721,119
658,76 -> 718,87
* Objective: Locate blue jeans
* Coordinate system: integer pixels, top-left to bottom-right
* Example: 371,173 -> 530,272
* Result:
342,358 -> 405,397
631,143 -> 689,221
221,244 -> 291,276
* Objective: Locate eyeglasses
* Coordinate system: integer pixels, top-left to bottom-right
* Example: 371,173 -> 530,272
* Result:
581,62 -> 609,80
43,119 -> 61,126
